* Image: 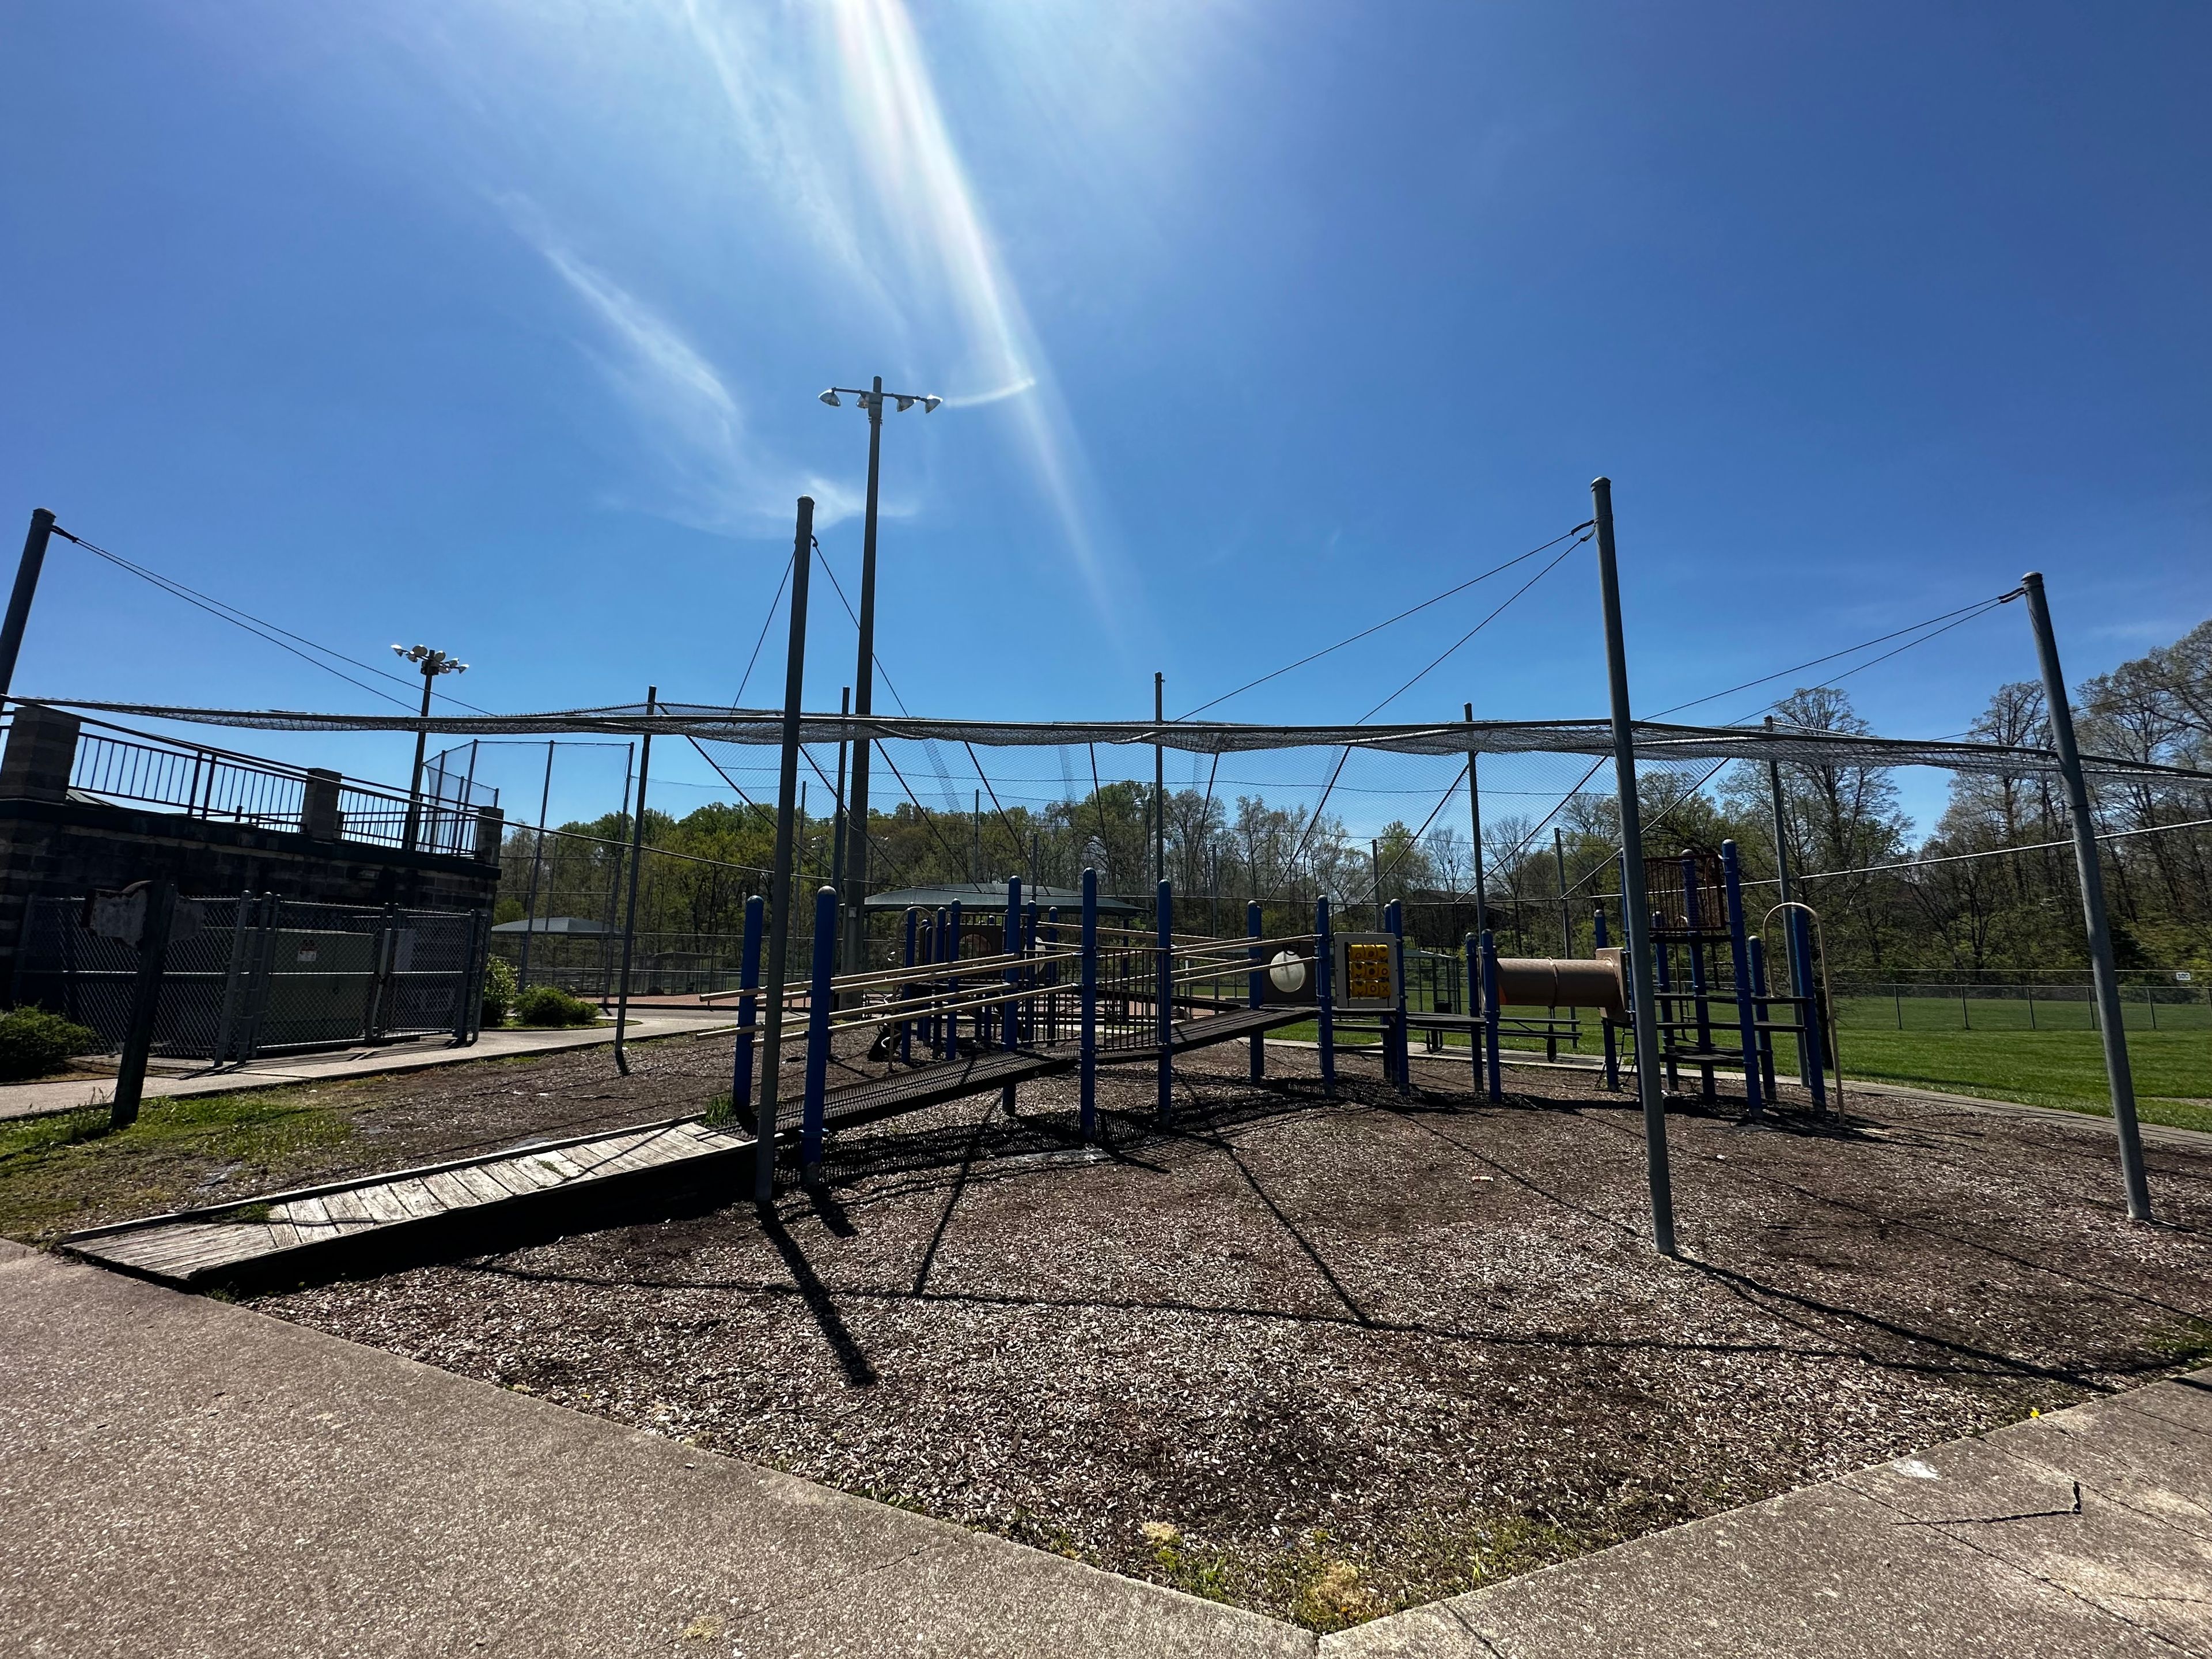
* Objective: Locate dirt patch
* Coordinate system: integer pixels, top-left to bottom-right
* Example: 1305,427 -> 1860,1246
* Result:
0,1031 -> 738,1243
253,1041 -> 2212,1627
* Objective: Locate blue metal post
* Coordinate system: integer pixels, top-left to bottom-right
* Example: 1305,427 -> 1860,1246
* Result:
1681,856 -> 1714,1101
1003,877 -> 1024,1052
1044,907 -> 1060,1045
1652,903 -> 1677,1094
1782,890 -> 1812,1086
946,899 -> 964,1054
1794,907 -> 1828,1111
1247,899 -> 1265,1082
1156,878 -> 1173,1123
1748,935 -> 1776,1100
1385,899 -> 1410,1097
1316,896 -> 1336,1099
1480,928 -> 1503,1102
1592,904 -> 1620,1092
931,907 -> 949,1058
801,885 -> 836,1167
1464,934 -> 1483,1097
733,893 -> 763,1119
1001,878 -> 1022,1115
899,906 -> 917,1063
1080,868 -> 1098,1138
1023,900 -> 1039,1044
1721,840 -> 1765,1118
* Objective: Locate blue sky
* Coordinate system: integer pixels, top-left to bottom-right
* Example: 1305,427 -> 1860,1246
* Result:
3,1 -> 2206,836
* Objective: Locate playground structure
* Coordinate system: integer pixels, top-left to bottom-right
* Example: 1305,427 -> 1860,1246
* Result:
703,834 -> 1840,1190
14,476 -> 2207,1253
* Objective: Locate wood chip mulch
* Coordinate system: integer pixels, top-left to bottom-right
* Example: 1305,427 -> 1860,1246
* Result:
255,1041 -> 2212,1630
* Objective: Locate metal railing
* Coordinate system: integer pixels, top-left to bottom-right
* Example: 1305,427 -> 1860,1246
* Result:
72,732 -> 306,830
55,715 -> 498,856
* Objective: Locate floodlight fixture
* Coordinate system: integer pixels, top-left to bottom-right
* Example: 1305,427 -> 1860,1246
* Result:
812,372 -> 950,982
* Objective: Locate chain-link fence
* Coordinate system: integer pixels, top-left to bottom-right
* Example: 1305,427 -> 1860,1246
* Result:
10,893 -> 489,1060
1834,978 -> 2210,1033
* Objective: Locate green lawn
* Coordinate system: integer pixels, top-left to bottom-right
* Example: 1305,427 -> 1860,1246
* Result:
1260,1005 -> 2212,1136
1823,1027 -> 2212,1132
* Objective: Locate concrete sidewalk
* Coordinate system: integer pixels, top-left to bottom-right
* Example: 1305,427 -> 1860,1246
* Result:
6,1246 -> 2209,1657
0,1005 -> 736,1123
1328,1373 -> 2212,1657
0,1240 -> 1302,1659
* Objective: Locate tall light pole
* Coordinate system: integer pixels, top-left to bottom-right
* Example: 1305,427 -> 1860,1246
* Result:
818,377 -> 941,980
392,643 -> 468,853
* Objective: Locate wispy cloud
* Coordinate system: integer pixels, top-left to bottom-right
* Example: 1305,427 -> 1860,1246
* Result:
670,0 -> 1125,625
513,204 -> 859,532
825,0 -> 1112,608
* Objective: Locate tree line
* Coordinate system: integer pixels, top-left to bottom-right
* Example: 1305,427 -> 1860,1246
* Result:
493,619 -> 2212,978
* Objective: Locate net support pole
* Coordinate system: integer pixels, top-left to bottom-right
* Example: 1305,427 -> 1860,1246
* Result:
111,880 -> 177,1132
733,895 -> 763,1121
1592,476 -> 1677,1257
0,507 -> 55,703
1316,896 -> 1336,1099
1721,839 -> 1764,1119
612,685 -> 656,1076
1080,867 -> 1098,1139
1247,900 -> 1266,1082
2022,571 -> 2152,1222
1156,878 -> 1173,1123
753,497 -> 814,1207
518,741 -> 554,990
801,884 -> 836,1169
1463,704 -> 1488,943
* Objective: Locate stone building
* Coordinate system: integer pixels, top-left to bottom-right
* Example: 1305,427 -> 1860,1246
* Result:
0,703 -> 503,992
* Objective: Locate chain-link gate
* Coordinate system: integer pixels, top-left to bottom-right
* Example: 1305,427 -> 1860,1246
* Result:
10,893 -> 488,1060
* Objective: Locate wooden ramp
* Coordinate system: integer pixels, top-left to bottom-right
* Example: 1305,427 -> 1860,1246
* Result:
63,1006 -> 1315,1291
61,1116 -> 755,1290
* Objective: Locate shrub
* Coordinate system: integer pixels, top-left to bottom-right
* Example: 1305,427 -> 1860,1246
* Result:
0,1007 -> 101,1081
512,985 -> 600,1028
480,956 -> 518,1028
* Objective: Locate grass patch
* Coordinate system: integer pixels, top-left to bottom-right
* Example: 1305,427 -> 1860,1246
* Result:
1260,1015 -> 2212,1130
0,1089 -> 354,1243
1826,1028 -> 2212,1130
2148,1317 -> 2212,1367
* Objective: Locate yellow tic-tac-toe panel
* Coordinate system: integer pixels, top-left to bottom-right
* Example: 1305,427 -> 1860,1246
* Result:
1341,939 -> 1396,1007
